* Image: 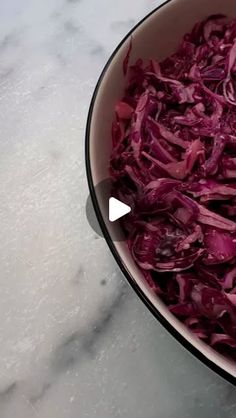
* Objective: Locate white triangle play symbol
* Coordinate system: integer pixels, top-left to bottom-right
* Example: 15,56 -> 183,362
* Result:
109,197 -> 131,222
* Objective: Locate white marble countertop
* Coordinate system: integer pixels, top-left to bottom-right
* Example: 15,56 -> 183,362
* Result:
0,0 -> 236,417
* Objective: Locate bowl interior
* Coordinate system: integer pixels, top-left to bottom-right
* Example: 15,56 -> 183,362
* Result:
88,0 -> 236,380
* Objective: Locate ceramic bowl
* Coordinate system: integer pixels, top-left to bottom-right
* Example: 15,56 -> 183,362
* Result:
86,0 -> 236,384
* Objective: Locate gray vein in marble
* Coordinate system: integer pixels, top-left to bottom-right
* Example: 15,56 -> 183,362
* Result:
45,0 -> 108,72
70,266 -> 83,285
110,19 -> 136,32
29,383 -> 51,404
22,394 -> 41,418
66,0 -> 82,4
0,67 -> 14,79
64,19 -> 81,35
19,280 -> 129,407
55,52 -> 68,66
0,32 -> 17,50
0,382 -> 17,403
90,45 -> 106,57
51,282 -> 128,373
94,234 -> 101,240
50,10 -> 62,20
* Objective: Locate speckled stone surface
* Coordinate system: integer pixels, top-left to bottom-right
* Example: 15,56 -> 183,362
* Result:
0,1 -> 235,417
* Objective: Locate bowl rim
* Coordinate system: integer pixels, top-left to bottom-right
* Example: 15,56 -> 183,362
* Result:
85,0 -> 236,386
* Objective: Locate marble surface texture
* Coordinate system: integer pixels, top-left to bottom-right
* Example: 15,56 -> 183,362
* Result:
0,0 -> 236,417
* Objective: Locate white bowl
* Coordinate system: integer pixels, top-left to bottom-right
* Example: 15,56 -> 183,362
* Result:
86,0 -> 236,384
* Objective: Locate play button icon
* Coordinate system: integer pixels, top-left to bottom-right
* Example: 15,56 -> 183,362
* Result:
109,197 -> 131,222
86,179 -> 132,240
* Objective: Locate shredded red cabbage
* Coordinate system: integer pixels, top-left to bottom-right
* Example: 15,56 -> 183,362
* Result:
110,15 -> 236,361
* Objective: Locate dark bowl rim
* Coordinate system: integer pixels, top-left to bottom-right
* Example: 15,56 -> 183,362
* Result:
85,0 -> 236,386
